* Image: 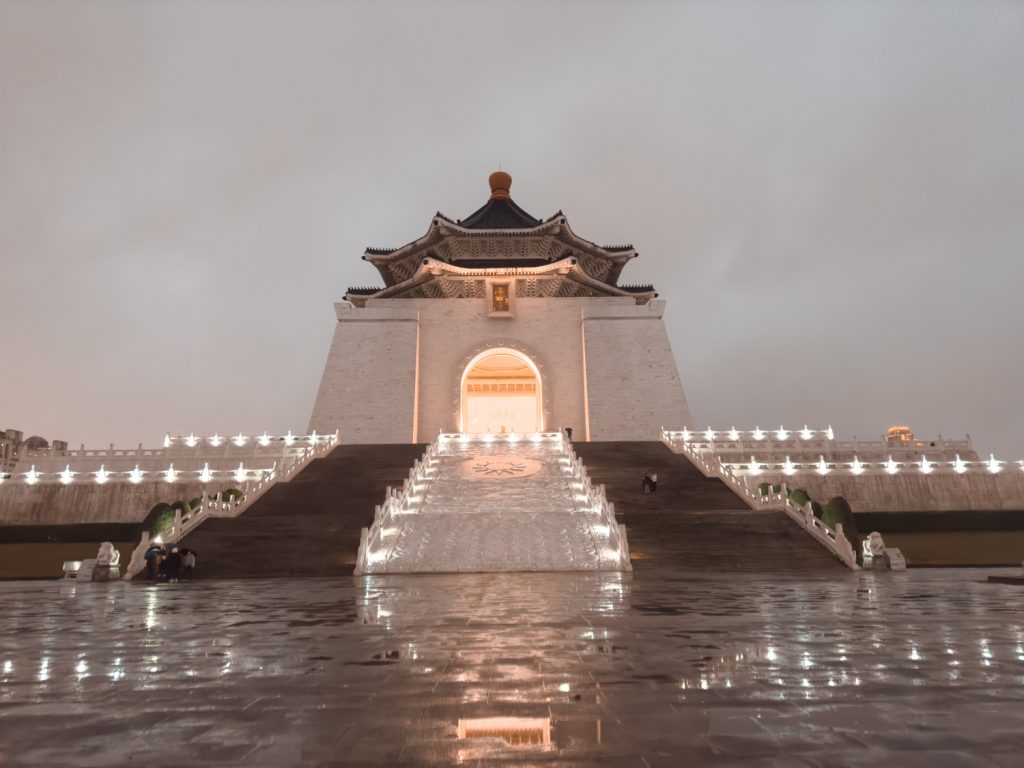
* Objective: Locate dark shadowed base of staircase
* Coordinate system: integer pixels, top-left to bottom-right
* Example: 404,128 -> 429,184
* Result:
181,444 -> 427,578
572,442 -> 844,572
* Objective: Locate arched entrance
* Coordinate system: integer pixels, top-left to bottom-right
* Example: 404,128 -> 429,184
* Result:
460,348 -> 543,434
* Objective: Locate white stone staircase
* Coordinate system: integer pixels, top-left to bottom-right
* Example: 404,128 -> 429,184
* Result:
355,433 -> 631,575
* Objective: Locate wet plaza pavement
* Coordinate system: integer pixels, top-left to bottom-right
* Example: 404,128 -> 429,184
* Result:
2,568 -> 1024,767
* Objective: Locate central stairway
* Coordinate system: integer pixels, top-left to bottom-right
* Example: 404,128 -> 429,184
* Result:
355,433 -> 631,574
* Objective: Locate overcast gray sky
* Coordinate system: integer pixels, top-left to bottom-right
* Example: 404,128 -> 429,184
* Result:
1,0 -> 1022,456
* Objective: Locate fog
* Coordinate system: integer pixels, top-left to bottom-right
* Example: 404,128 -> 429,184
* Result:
1,0 -> 1022,455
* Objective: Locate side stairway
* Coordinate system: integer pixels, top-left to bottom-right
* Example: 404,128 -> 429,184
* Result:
181,444 -> 426,578
572,442 -> 843,571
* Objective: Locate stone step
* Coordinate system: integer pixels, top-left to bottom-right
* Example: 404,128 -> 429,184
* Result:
180,443 -> 427,577
572,441 -> 844,571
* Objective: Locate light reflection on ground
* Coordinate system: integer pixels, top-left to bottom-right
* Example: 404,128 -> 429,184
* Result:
1,568 -> 1024,765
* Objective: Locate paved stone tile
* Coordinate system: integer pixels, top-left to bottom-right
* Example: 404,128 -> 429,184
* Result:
1,568 -> 1024,766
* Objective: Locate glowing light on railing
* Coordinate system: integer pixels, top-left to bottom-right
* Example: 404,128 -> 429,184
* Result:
60,465 -> 74,485
987,454 -> 1002,474
682,427 -> 691,442
782,456 -> 796,476
800,426 -> 813,440
777,426 -> 789,441
209,433 -> 223,447
850,457 -> 865,475
747,457 -> 762,475
816,456 -> 830,475
884,456 -> 899,475
234,463 -> 246,483
164,464 -> 178,483
284,431 -> 296,446
953,454 -> 967,474
163,433 -> 172,448
728,427 -> 739,441
919,456 -> 934,474
24,465 -> 40,485
258,432 -> 271,447
199,463 -> 212,483
309,430 -> 318,445
95,465 -> 110,485
826,425 -> 835,440
233,433 -> 247,447
704,427 -> 715,441
128,465 -> 143,484
185,432 -> 198,448
753,426 -> 765,441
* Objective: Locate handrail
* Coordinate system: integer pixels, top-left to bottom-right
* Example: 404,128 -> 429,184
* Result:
661,428 -> 859,570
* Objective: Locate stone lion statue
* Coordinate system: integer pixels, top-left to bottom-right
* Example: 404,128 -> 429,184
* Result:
866,531 -> 886,557
96,542 -> 121,567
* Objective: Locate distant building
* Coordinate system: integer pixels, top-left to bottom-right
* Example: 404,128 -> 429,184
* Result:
0,429 -> 68,473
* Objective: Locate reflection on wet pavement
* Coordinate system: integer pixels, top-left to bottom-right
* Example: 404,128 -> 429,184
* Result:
2,567 -> 1024,766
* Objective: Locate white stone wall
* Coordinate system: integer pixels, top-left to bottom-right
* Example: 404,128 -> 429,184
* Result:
308,295 -> 693,442
583,301 -> 693,440
0,481 -> 222,525
762,471 -> 1024,512
308,303 -> 419,443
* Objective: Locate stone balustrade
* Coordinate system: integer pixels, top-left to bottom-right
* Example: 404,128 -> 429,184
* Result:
1,431 -> 338,486
662,426 -> 974,461
662,429 -> 1006,478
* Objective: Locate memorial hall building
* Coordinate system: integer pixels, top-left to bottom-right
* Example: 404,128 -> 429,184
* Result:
308,171 -> 693,443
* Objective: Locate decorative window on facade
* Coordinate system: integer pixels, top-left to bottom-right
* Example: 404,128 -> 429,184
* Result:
492,283 -> 510,313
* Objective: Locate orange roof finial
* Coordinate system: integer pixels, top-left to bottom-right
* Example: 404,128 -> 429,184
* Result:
488,170 -> 511,200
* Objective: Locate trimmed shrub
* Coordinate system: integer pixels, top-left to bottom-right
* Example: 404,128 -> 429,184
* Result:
789,488 -> 811,507
758,482 -> 770,497
220,488 -> 243,502
822,496 -> 860,555
151,507 -> 175,536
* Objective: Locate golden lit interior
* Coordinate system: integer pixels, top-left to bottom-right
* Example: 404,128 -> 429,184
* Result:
461,352 -> 542,434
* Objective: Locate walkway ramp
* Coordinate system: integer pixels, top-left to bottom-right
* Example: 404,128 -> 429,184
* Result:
356,434 -> 631,575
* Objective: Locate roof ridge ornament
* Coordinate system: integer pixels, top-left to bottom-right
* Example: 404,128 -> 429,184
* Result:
489,170 -> 512,200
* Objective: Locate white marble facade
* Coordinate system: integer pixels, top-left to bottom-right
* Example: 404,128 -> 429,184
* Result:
307,295 -> 692,443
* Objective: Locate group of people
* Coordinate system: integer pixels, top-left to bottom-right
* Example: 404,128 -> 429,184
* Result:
143,545 -> 197,583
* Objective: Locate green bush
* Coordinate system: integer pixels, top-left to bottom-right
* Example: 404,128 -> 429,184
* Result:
220,488 -> 243,502
789,488 -> 811,507
151,507 -> 175,536
822,496 -> 860,554
758,481 -> 770,497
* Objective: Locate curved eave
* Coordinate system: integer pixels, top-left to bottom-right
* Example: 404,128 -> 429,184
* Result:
361,211 -> 639,287
364,257 -> 654,304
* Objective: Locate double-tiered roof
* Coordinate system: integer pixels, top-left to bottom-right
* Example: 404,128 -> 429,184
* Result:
346,172 -> 656,306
